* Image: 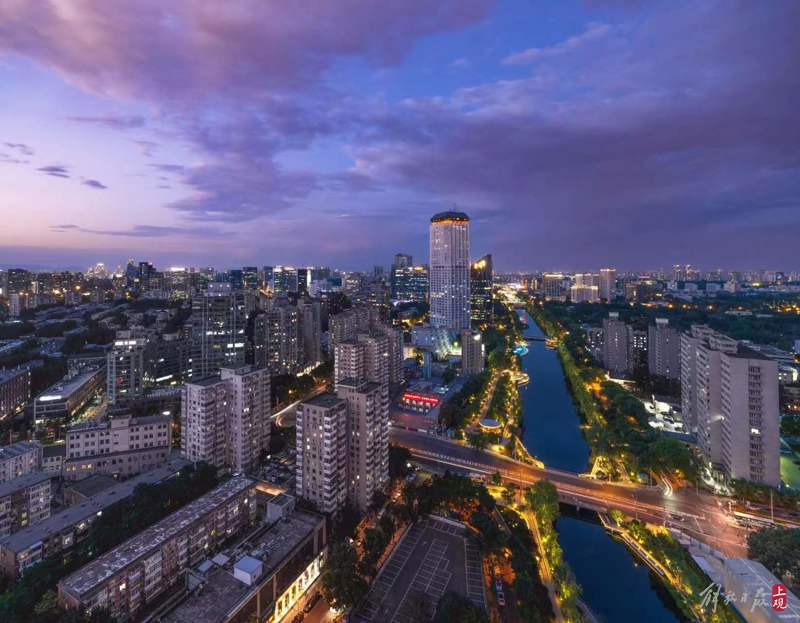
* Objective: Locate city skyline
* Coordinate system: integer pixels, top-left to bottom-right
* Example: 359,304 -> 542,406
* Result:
1,2 -> 799,271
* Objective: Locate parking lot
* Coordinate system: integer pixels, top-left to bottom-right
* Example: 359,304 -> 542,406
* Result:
352,517 -> 486,623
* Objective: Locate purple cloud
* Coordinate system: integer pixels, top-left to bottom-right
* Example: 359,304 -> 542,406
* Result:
50,223 -> 214,238
83,179 -> 108,190
4,141 -> 34,156
503,22 -> 611,65
37,164 -> 70,178
67,115 -> 146,130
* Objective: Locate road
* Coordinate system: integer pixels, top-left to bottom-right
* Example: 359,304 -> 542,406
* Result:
390,428 -> 751,557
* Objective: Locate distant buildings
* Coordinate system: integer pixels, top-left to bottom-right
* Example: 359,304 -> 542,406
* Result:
63,413 -> 171,480
569,274 -> 600,303
602,312 -> 631,376
0,441 -> 42,483
106,333 -> 146,404
681,326 -> 780,486
542,273 -> 566,301
181,366 -> 270,473
461,329 -> 485,375
58,476 -> 256,619
429,211 -> 471,330
470,254 -> 493,324
190,283 -> 247,378
0,368 -> 30,419
647,318 -> 680,379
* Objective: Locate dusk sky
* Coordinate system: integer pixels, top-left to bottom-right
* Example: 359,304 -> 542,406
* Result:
0,1 -> 798,272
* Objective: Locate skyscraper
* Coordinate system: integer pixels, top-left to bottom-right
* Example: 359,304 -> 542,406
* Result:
648,318 -> 680,379
190,283 -> 248,378
106,333 -> 146,404
602,312 -> 631,375
470,254 -> 493,324
429,211 -> 471,330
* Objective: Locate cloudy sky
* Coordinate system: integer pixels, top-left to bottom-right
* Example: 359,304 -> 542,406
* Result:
0,1 -> 798,271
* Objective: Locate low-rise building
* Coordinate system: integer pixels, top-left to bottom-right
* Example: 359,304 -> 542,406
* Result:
33,366 -> 105,431
0,471 -> 51,537
64,414 -> 171,480
159,495 -> 327,623
0,458 -> 188,579
58,476 -> 257,619
0,441 -> 42,483
41,443 -> 66,475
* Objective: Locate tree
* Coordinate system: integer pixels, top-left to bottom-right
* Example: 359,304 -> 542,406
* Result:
433,591 -> 488,623
467,430 -> 488,451
388,444 -> 413,479
525,480 -> 560,526
748,527 -> 800,587
320,542 -> 368,610
470,511 -> 506,552
491,471 -> 503,486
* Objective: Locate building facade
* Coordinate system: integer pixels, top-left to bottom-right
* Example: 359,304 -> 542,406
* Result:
0,368 -> 30,419
190,283 -> 247,378
429,211 -> 471,330
0,471 -> 51,538
599,268 -> 617,301
647,318 -> 680,379
470,254 -> 493,325
0,441 -> 42,483
461,329 -> 485,375
106,334 -> 146,404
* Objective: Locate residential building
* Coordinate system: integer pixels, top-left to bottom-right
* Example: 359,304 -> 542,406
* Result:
298,299 -> 322,368
190,283 -> 247,378
296,394 -> 348,513
542,273 -> 566,301
0,367 -> 30,419
63,414 -> 171,481
602,312 -> 630,376
0,471 -> 51,538
41,443 -> 66,475
250,302 -> 301,374
599,268 -> 617,301
648,318 -> 680,379
429,211 -> 471,330
0,458 -> 188,579
159,496 -> 326,623
58,476 -> 257,619
328,306 -> 378,351
181,366 -> 270,473
461,329 -> 485,375
106,333 -> 146,404
337,379 -> 389,511
470,254 -> 493,324
0,441 -> 42,483
569,283 -> 599,303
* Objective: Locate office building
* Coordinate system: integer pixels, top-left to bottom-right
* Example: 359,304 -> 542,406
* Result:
0,471 -> 51,538
106,333 -> 146,404
337,379 -> 389,511
273,266 -> 299,294
0,441 -> 43,483
599,268 -> 617,301
33,366 -> 106,432
542,273 -> 566,301
190,283 -> 247,378
648,318 -> 680,379
0,458 -> 188,579
58,476 -> 256,619
181,366 -> 270,473
296,394 -> 348,513
602,312 -> 631,376
470,254 -> 493,324
461,329 -> 485,375
391,263 -> 429,303
0,367 -> 30,419
63,414 -> 171,481
429,211 -> 471,330
241,266 -> 260,290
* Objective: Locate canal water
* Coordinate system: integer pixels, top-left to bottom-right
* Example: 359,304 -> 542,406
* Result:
518,311 -> 682,623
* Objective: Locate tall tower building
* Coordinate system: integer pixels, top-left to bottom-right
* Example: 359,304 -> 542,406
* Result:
470,254 -> 493,325
602,312 -> 631,376
648,318 -> 680,379
298,299 -> 322,368
190,283 -> 247,378
106,333 -> 146,404
250,303 -> 301,374
429,211 -> 471,330
599,268 -> 617,301
461,329 -> 485,375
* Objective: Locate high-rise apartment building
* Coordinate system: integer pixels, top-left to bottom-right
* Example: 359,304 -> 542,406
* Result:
190,283 -> 247,378
542,273 -> 566,301
681,326 -> 779,485
295,394 -> 348,514
602,312 -> 630,375
461,329 -> 485,375
106,333 -> 146,404
328,306 -> 379,351
181,366 -> 270,473
599,268 -> 617,301
250,302 -> 301,374
429,211 -> 470,330
470,254 -> 493,324
298,299 -> 322,369
648,318 -> 680,379
337,379 -> 389,511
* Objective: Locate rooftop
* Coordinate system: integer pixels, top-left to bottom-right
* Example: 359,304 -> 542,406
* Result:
59,475 -> 255,598
0,457 -> 188,555
0,367 -> 29,383
302,392 -> 345,409
0,470 -> 51,498
65,474 -> 118,499
35,367 -> 104,403
0,440 -> 42,462
430,210 -> 470,223
67,413 -> 169,433
41,443 -> 66,458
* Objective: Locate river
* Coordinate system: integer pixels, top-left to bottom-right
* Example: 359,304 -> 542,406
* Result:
518,310 -> 682,623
